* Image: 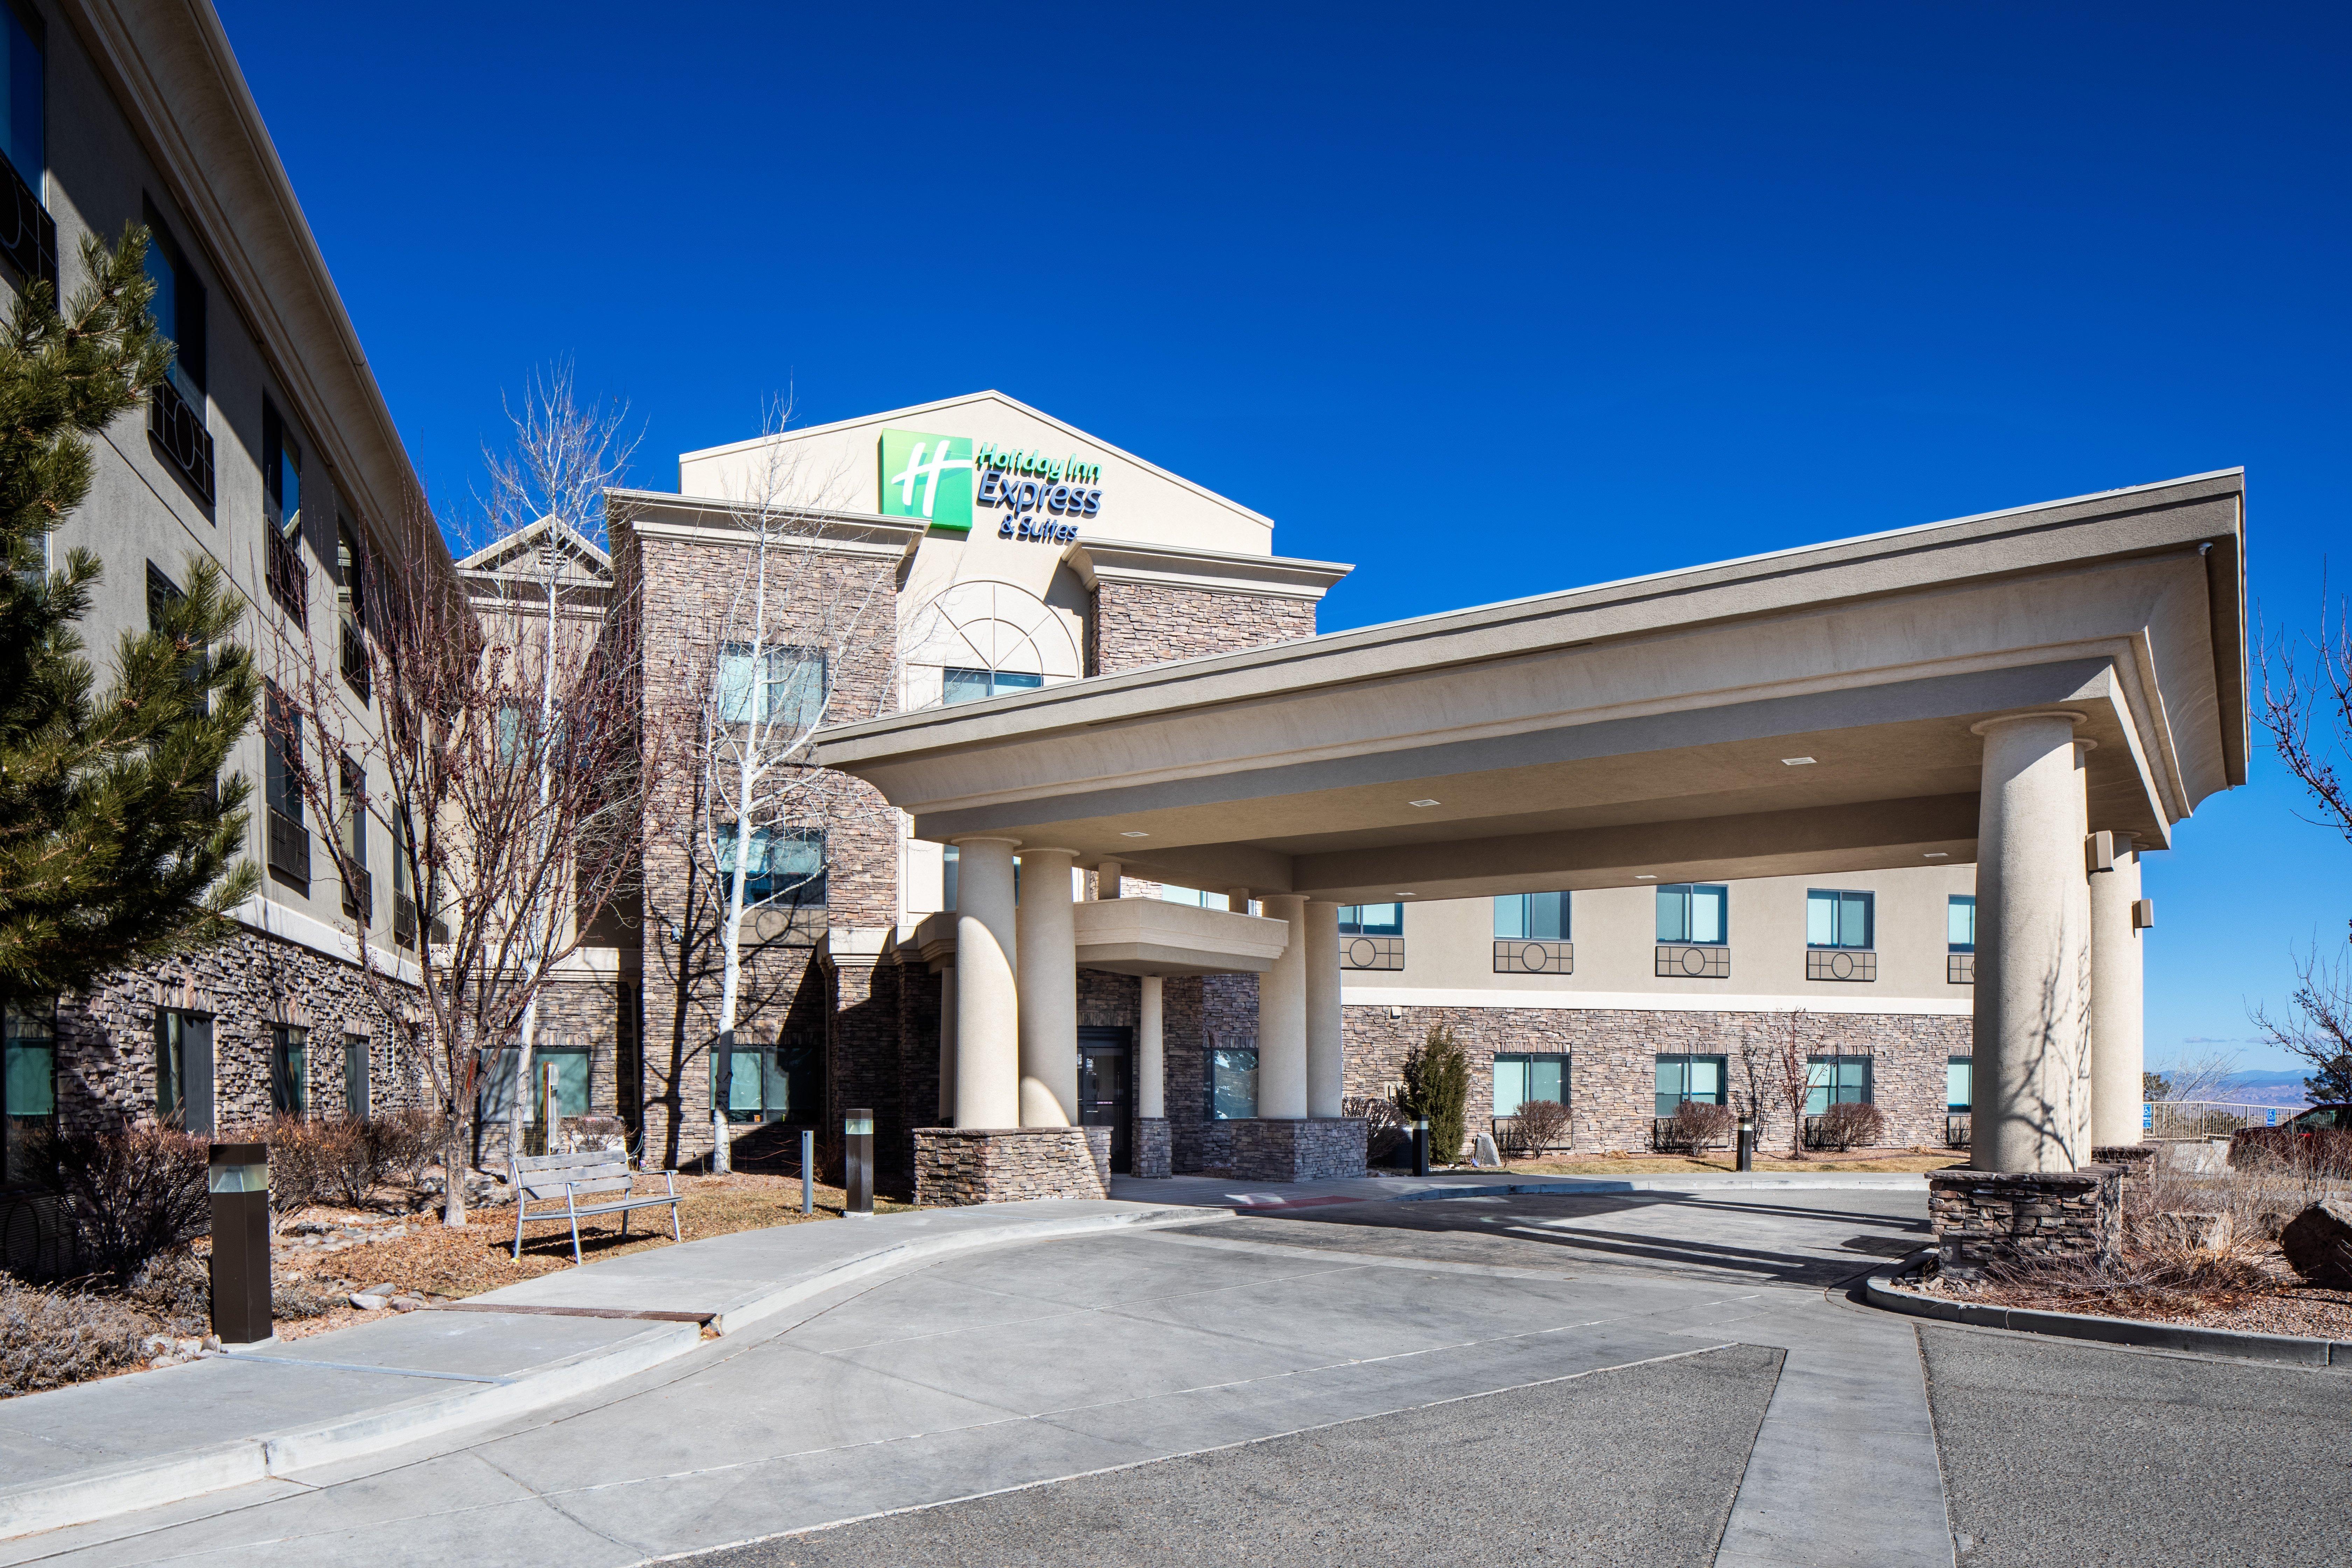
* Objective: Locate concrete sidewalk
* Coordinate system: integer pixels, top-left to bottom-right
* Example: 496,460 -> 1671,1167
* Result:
1109,1168 -> 1932,1208
0,1198 -> 1197,1542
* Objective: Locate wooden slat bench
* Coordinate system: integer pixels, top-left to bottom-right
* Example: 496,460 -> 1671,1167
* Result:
510,1150 -> 682,1264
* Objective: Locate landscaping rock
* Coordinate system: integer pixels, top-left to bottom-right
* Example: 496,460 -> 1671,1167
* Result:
2278,1198 -> 2352,1288
389,1296 -> 426,1312
348,1293 -> 388,1311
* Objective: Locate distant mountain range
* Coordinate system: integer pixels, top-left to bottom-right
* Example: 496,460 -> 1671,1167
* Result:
2212,1070 -> 2315,1108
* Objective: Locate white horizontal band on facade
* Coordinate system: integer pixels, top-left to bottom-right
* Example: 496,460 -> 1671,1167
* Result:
232,895 -> 420,986
1340,986 -> 1974,1017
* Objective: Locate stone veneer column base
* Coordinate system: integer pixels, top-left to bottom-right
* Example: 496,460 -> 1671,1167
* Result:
1928,1166 -> 2123,1281
1132,1116 -> 1172,1179
913,1127 -> 1109,1206
1228,1118 -> 1368,1183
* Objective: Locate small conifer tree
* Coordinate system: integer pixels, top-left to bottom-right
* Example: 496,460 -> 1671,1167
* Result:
1398,1023 -> 1472,1166
0,226 -> 257,993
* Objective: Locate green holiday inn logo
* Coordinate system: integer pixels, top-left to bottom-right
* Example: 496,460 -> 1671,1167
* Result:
878,428 -> 974,533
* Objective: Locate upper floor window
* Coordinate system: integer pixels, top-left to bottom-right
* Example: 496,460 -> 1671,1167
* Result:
263,402 -> 306,616
264,686 -> 303,826
1157,884 -> 1233,911
1339,903 -> 1403,936
142,215 -> 208,406
943,666 -> 1043,705
719,824 -> 827,908
1806,889 -> 1874,950
1494,891 -> 1570,940
1656,883 -> 1728,945
719,644 -> 826,729
1,0 -> 41,202
1947,895 -> 1976,953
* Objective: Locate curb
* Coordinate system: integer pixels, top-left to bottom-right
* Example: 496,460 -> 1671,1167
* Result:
1377,1175 -> 1931,1199
0,1203 -> 1203,1542
1864,1249 -> 2352,1368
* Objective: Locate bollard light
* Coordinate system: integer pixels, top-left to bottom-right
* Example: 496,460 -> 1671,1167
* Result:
1736,1114 -> 1756,1174
208,1142 -> 272,1344
1412,1118 -> 1431,1178
800,1127 -> 815,1215
844,1109 -> 874,1217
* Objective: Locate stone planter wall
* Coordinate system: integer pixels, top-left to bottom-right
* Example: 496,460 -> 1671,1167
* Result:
1928,1165 -> 2123,1281
913,1126 -> 1109,1206
1229,1117 -> 1369,1183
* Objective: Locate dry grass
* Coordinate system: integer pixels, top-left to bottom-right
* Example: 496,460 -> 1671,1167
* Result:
1930,1155 -> 2352,1341
264,1170 -> 911,1340
0,1278 -> 162,1396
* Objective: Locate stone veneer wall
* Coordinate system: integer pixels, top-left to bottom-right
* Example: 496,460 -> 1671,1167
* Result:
1133,1116 -> 1172,1178
914,1126 -> 1109,1205
55,924 -> 421,1137
620,526 -> 903,1170
1929,1166 -> 2122,1280
1162,973 -> 1261,1173
1088,582 -> 1317,676
1342,1004 -> 1970,1156
1229,1117 -> 1368,1182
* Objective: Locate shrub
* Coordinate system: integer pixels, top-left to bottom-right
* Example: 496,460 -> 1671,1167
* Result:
0,1278 -> 153,1396
31,1123 -> 210,1281
1344,1095 -> 1409,1165
1809,1102 -> 1886,1152
1502,1099 -> 1572,1158
1396,1025 -> 1472,1166
1665,1100 -> 1737,1153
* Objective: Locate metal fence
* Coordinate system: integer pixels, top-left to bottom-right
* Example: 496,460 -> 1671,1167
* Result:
2143,1100 -> 2298,1140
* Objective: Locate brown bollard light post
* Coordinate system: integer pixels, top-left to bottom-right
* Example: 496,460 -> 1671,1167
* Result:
845,1108 -> 874,1216
208,1142 -> 272,1344
1736,1114 -> 1755,1173
1412,1119 -> 1430,1177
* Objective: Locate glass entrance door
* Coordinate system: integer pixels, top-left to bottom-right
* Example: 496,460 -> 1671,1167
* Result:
1076,1027 -> 1134,1174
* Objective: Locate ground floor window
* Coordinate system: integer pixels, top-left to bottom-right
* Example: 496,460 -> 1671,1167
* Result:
1947,1057 -> 1972,1111
154,1008 -> 213,1133
343,1033 -> 371,1120
1654,1054 -> 1726,1117
1494,1053 -> 1567,1117
1211,1045 -> 1258,1120
4,999 -> 57,1186
1805,1055 -> 1872,1114
270,1025 -> 309,1118
540,1044 -> 590,1120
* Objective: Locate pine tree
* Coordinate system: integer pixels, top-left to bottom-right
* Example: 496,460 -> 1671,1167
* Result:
0,225 -> 257,993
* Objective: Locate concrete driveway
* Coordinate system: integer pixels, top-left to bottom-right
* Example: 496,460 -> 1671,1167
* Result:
5,1185 -> 2344,1568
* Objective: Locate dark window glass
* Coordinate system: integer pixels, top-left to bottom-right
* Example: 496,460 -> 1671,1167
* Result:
1656,884 -> 1729,945
1806,889 -> 1874,949
264,687 -> 302,824
1211,1046 -> 1258,1120
943,666 -> 1044,705
1494,892 -> 1570,940
1494,1054 -> 1568,1116
1805,1056 -> 1872,1114
343,1034 -> 370,1120
719,825 -> 826,907
0,2 -> 39,202
1654,1054 -> 1727,1117
270,1024 -> 308,1118
141,209 -> 205,398
264,402 -> 301,542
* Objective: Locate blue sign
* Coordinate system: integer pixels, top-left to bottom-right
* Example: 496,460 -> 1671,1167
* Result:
2267,1108 -> 2278,1126
2142,1102 -> 2152,1129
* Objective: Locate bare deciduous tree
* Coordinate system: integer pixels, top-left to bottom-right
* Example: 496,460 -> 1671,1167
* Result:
638,403 -> 908,1172
2251,944 -> 2352,1104
2256,589 -> 2352,1105
1770,1008 -> 1813,1158
262,371 -> 651,1226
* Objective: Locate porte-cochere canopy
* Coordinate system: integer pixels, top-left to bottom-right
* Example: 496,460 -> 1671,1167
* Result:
817,471 -> 2245,902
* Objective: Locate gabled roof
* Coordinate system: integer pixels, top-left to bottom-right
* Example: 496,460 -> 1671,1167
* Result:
456,517 -> 614,583
677,390 -> 1278,534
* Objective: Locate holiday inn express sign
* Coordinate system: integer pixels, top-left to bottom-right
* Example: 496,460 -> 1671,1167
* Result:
880,427 -> 1104,543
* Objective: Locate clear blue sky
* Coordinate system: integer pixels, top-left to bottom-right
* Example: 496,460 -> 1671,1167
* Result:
216,1 -> 2350,1077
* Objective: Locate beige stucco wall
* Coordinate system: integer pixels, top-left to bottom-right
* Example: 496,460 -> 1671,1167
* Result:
1331,864 -> 1979,1013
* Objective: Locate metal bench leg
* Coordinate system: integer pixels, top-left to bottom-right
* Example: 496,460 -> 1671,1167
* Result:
567,1188 -> 583,1266
514,1201 -> 525,1260
668,1171 -> 682,1243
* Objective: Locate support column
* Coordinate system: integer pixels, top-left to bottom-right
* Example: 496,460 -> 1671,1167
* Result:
1015,847 -> 1079,1127
1096,859 -> 1121,898
951,836 -> 1020,1129
1969,713 -> 2094,1172
2089,837 -> 2145,1150
1304,899 -> 1344,1118
1259,894 -> 1309,1119
1134,973 -> 1171,1178
936,961 -> 958,1122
